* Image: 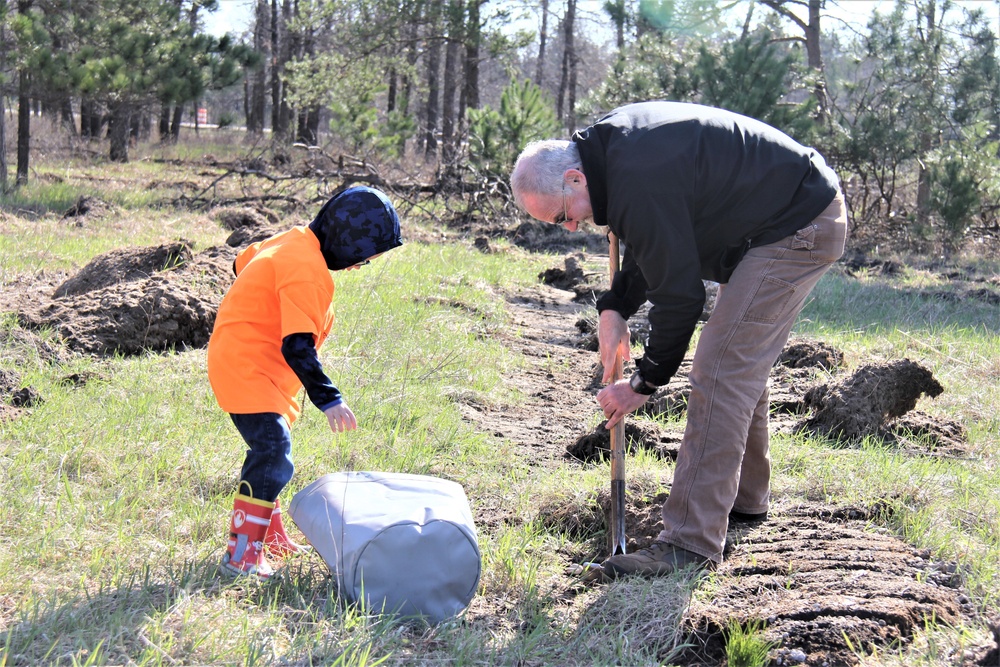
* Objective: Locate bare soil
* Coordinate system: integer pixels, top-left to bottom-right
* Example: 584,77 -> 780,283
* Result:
1,225 -> 997,665
448,252 -> 992,666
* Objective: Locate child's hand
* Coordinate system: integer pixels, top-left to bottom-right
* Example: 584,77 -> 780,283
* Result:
324,403 -> 358,433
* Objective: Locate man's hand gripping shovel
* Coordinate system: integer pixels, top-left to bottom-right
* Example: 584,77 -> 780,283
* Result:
569,233 -> 627,584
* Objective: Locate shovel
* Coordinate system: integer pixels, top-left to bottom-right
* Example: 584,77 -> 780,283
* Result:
570,234 -> 626,583
607,232 -> 627,558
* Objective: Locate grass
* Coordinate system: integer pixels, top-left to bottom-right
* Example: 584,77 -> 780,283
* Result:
724,618 -> 777,667
2,145 -> 999,665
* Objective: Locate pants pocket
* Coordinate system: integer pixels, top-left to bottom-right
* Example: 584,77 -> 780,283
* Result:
743,275 -> 797,324
791,224 -> 816,251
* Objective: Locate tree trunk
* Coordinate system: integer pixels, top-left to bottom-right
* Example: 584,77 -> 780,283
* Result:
60,97 -> 75,135
0,76 -> 6,193
399,14 -> 420,155
535,0 -> 548,85
159,103 -> 171,142
806,0 -> 827,119
0,10 -> 8,192
80,98 -> 102,140
248,0 -> 268,134
761,0 -> 828,121
564,0 -> 577,131
402,18 -> 419,115
460,0 -> 480,138
275,0 -> 292,137
915,0 -> 938,231
16,67 -> 29,186
130,112 -> 140,142
270,0 -> 281,136
297,109 -> 319,145
424,2 -> 443,159
170,105 -> 183,141
387,68 -> 398,113
557,0 -> 575,124
441,0 -> 463,164
108,103 -> 132,163
294,3 -> 319,146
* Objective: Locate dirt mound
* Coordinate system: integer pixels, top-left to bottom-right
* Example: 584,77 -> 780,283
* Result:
18,243 -> 238,357
473,236 -> 497,253
538,254 -> 606,302
25,277 -> 217,355
225,225 -> 278,247
887,411 -> 970,456
53,242 -> 193,298
566,420 -> 681,462
841,250 -> 904,277
61,195 -> 115,223
210,205 -> 281,247
574,303 -> 659,353
212,205 -> 279,231
0,369 -> 40,406
777,338 -> 845,370
562,334 -> 966,455
539,255 -> 587,290
0,324 -> 69,364
0,369 -> 41,421
797,359 -> 944,442
508,221 -> 608,253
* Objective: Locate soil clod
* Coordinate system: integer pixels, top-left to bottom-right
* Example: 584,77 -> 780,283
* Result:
539,255 -> 606,301
777,338 -> 845,370
797,359 -> 944,442
567,420 -> 681,463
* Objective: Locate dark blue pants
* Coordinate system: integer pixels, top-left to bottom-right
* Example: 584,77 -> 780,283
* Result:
230,412 -> 294,502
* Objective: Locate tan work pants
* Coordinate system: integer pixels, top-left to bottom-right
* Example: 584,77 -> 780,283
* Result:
657,192 -> 849,562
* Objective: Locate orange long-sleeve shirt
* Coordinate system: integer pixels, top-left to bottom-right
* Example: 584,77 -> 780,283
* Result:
207,227 -> 335,424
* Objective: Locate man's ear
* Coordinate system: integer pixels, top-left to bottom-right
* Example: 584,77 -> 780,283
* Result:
563,168 -> 587,187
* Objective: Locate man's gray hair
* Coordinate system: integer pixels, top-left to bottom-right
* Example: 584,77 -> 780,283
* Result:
510,140 -> 581,209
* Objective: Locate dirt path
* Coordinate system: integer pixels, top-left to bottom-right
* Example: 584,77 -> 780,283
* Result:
455,282 -> 600,468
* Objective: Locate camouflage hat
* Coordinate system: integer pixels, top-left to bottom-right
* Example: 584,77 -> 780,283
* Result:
309,186 -> 403,270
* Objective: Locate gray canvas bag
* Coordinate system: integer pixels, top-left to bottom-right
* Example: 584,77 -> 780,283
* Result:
288,471 -> 481,622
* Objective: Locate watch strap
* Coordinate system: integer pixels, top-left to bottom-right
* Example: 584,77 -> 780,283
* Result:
629,370 -> 657,395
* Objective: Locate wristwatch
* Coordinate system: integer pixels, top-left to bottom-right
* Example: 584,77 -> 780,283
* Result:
628,370 -> 658,395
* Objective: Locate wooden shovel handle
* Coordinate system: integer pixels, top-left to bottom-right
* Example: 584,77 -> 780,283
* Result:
608,232 -> 627,556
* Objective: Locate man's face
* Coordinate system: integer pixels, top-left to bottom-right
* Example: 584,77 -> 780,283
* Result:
520,178 -> 590,232
521,192 -> 578,232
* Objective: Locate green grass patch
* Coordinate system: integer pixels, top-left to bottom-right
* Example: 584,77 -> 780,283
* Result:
1,153 -> 998,664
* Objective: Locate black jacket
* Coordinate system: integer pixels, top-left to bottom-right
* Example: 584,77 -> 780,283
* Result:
575,101 -> 840,386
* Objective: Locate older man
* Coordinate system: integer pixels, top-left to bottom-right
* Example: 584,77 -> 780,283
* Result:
510,101 -> 847,577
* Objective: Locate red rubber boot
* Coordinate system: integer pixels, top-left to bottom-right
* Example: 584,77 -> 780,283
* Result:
221,493 -> 274,578
264,498 -> 311,559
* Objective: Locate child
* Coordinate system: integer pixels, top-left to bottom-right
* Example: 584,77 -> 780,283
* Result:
207,185 -> 403,578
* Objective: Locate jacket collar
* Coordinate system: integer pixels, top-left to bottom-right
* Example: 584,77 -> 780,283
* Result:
572,127 -> 609,227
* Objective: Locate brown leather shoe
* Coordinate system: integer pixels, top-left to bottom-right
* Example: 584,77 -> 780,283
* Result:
601,541 -> 711,579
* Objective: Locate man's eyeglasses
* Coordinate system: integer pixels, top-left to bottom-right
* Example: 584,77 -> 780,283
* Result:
554,183 -> 571,225
353,259 -> 371,267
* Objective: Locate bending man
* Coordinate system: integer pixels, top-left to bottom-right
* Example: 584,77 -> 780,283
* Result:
510,101 -> 848,577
